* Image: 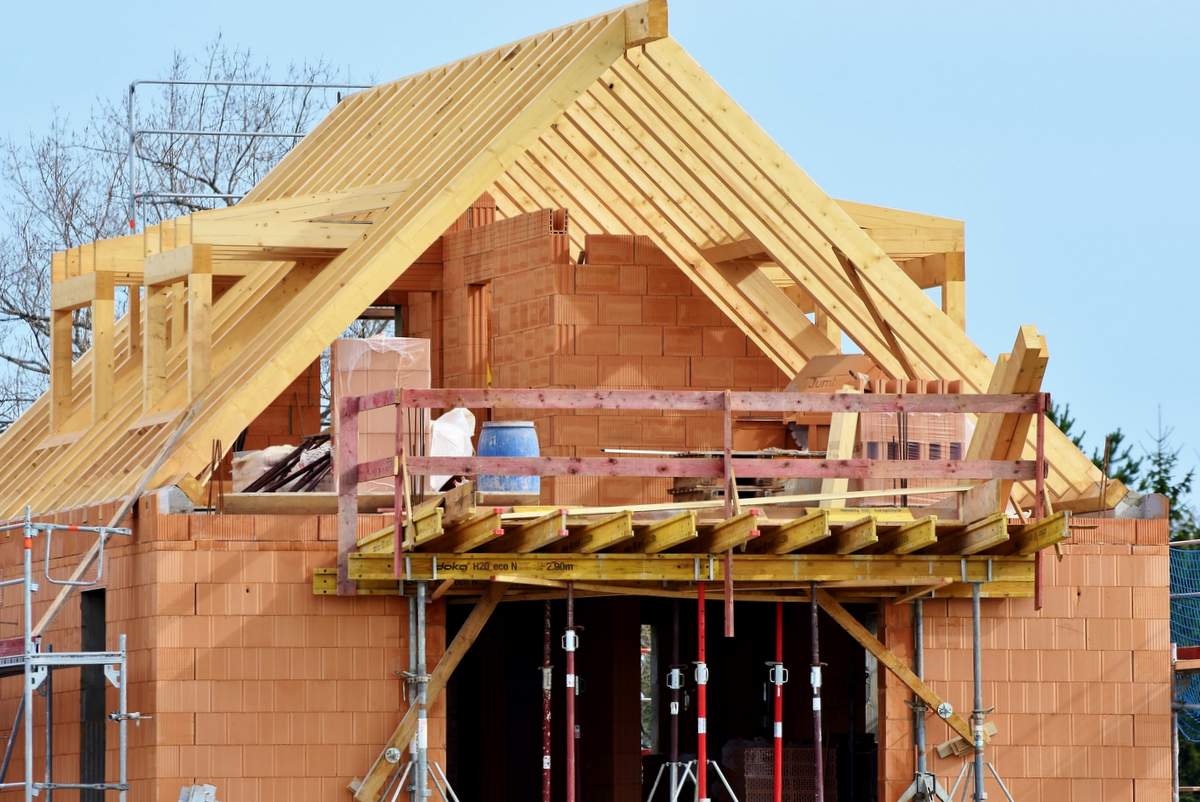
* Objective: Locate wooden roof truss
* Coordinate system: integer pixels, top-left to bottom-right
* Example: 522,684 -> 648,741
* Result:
0,0 -> 1121,517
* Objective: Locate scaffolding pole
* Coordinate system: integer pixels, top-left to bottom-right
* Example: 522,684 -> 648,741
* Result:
565,582 -> 578,802
810,582 -> 824,802
542,601 -> 552,802
771,601 -> 785,802
416,583 -> 429,802
696,582 -> 709,802
971,582 -> 985,802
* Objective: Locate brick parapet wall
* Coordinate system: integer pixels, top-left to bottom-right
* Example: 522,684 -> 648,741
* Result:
878,517 -> 1172,801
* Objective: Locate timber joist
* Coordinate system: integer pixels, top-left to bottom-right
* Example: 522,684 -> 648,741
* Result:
327,505 -> 1067,599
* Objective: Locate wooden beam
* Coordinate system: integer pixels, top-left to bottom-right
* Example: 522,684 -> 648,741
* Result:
552,511 -> 633,553
621,512 -> 697,553
142,285 -> 169,411
354,582 -> 508,802
49,309 -> 74,434
187,247 -> 214,400
820,389 -> 858,506
870,516 -> 938,555
50,273 -> 101,311
623,0 -> 668,47
829,516 -> 878,554
190,218 -> 369,252
349,552 -> 1035,586
482,509 -> 568,552
420,510 -> 505,553
90,272 -> 116,422
814,588 -> 974,744
747,510 -> 829,554
701,236 -> 766,263
144,244 -> 208,287
995,511 -> 1069,556
941,252 -> 966,330
926,512 -> 1009,556
692,512 -> 760,552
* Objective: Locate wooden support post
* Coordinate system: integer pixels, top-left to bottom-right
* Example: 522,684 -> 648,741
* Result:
127,285 -> 142,361
186,246 -> 213,400
90,272 -> 116,422
820,390 -> 859,507
814,308 -> 840,351
49,309 -> 74,434
941,252 -> 966,331
337,396 -> 360,596
353,582 -> 509,802
142,285 -> 169,410
814,589 -> 974,744
169,283 -> 186,349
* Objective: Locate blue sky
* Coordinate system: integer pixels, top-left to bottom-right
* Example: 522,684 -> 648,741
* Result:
3,1 -> 1196,498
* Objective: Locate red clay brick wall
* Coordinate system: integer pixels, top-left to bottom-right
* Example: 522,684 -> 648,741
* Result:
0,505 -> 443,802
878,518 -> 1172,801
436,215 -> 789,506
240,359 -> 323,452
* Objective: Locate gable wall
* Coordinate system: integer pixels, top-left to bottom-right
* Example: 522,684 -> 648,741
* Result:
417,208 -> 789,506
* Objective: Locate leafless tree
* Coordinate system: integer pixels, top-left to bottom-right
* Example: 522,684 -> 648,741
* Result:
0,36 -> 357,430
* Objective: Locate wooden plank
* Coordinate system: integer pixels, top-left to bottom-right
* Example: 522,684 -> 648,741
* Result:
373,455 -> 1034,483
746,510 -> 829,554
814,589 -> 974,744
385,388 -> 1041,415
354,582 -> 508,802
348,552 -> 1036,586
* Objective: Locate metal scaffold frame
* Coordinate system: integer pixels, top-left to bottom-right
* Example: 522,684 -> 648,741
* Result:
0,508 -> 138,802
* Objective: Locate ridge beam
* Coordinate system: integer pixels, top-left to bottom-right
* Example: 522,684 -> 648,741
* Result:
624,0 -> 668,47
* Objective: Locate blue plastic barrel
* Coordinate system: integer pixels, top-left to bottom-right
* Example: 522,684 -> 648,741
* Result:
477,421 -> 541,495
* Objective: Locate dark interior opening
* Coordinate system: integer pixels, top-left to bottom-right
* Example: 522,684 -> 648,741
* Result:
80,587 -> 106,801
447,596 -> 877,802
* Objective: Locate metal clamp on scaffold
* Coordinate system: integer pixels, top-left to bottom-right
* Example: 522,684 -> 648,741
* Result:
666,666 -> 684,690
693,661 -> 709,686
766,661 -> 788,687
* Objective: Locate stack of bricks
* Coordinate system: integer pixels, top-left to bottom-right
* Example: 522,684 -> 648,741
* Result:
430,215 -> 789,507
0,502 -> 441,802
877,517 -> 1172,801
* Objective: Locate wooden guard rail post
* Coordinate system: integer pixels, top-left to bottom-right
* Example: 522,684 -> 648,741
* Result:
334,389 -> 1050,596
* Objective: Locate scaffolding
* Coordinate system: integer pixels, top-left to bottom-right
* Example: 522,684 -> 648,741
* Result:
125,77 -> 372,231
0,508 -> 136,802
